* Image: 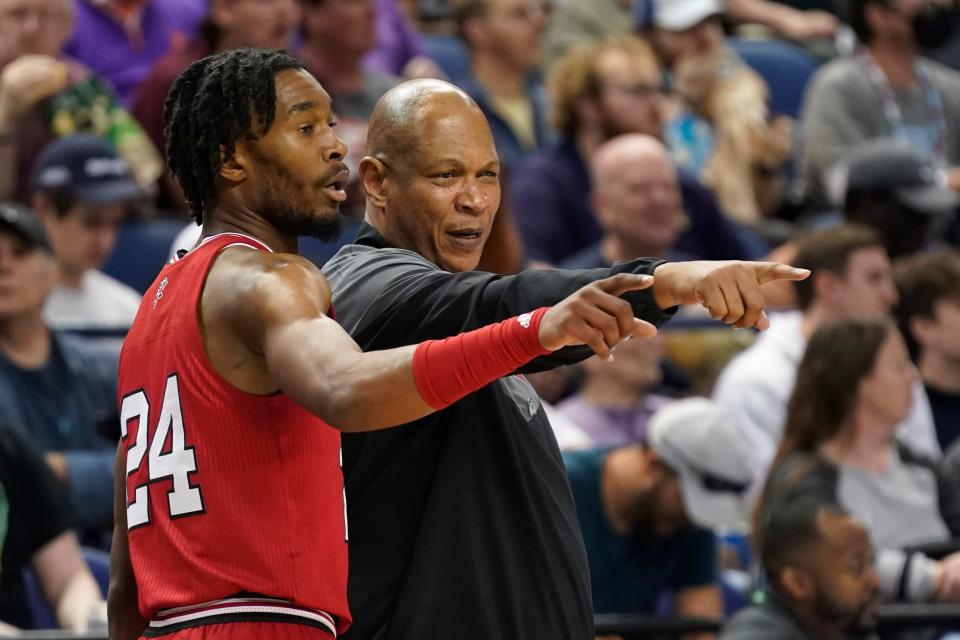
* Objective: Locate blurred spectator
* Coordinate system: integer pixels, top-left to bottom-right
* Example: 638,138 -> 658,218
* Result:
894,250 -> 960,451
756,316 -> 960,604
131,0 -> 300,208
63,0 -> 205,106
555,335 -> 669,447
721,500 -> 881,640
542,0 -> 631,71
640,0 -> 793,224
365,0 -> 443,80
300,0 -> 400,205
30,135 -> 142,333
634,0 -> 838,45
0,422 -> 104,631
0,0 -> 162,203
564,397 -> 756,622
559,134 -> 693,270
798,0 -> 960,208
799,138 -> 960,260
841,138 -> 959,259
455,0 -> 551,169
724,0 -> 837,43
0,202 -> 117,531
512,34 -> 758,266
713,225 -> 939,493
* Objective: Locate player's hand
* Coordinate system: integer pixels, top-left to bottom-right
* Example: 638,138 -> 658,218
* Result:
652,261 -> 810,330
539,273 -> 658,360
0,55 -> 69,125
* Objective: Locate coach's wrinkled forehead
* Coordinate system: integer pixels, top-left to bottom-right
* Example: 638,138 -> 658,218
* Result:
366,79 -> 497,173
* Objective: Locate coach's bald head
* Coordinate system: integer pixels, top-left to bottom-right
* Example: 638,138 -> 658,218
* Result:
360,79 -> 502,273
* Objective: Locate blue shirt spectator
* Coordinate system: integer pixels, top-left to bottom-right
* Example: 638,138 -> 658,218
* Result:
0,202 -> 117,532
0,332 -> 117,532
564,447 -> 718,613
512,138 -> 764,265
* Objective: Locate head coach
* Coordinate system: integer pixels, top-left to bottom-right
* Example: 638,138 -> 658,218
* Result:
322,79 -> 808,640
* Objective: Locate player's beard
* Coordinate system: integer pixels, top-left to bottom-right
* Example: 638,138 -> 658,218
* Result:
257,168 -> 347,243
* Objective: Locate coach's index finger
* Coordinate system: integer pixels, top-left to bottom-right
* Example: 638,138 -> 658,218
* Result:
753,262 -> 811,284
594,273 -> 655,296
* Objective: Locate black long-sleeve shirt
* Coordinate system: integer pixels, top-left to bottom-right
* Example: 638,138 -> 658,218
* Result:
322,224 -> 674,640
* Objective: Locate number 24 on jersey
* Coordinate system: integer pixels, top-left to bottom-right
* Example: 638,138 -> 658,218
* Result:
120,374 -> 205,529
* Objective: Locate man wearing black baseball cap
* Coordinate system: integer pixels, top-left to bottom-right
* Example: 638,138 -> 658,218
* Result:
0,201 -> 117,532
30,133 -> 143,332
841,138 -> 959,258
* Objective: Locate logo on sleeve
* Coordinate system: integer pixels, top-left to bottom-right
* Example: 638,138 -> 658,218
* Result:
517,312 -> 532,328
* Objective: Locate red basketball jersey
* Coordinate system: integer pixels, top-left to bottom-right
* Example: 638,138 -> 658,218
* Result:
117,233 -> 350,636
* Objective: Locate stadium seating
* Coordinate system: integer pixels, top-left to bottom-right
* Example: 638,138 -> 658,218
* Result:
728,38 -> 819,119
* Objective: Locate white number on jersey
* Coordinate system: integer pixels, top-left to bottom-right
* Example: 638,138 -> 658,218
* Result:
120,374 -> 204,529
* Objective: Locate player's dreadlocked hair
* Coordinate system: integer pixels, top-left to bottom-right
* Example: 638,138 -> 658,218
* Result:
163,48 -> 305,223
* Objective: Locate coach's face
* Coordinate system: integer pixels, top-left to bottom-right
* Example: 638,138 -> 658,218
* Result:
382,98 -> 501,272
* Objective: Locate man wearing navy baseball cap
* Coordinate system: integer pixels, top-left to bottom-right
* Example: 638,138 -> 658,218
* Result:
30,133 -> 143,332
840,138 -> 959,258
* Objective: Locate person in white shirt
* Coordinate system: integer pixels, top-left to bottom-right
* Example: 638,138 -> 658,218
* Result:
713,224 -> 939,493
30,134 -> 143,332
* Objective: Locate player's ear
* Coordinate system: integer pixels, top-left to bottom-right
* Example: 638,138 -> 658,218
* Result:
219,143 -> 248,184
360,156 -> 388,208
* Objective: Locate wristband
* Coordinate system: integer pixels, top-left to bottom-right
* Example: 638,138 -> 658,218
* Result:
413,307 -> 550,409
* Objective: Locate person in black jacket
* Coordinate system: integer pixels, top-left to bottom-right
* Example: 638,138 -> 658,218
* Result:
322,77 -> 808,640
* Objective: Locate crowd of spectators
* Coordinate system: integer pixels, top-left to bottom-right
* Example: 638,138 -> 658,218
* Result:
2,0 -> 960,636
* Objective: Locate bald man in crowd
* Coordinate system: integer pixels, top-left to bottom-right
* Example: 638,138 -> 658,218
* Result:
322,78 -> 808,640
562,134 -> 691,270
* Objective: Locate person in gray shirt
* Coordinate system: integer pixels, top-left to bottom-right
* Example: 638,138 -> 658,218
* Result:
722,499 -> 881,640
799,0 -> 960,207
756,316 -> 960,604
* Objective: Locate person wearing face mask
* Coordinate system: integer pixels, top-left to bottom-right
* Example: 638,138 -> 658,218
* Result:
799,0 -> 960,209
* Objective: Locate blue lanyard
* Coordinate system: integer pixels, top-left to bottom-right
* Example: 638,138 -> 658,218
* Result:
862,51 -> 947,162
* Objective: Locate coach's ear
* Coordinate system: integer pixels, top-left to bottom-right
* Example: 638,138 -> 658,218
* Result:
359,156 -> 388,209
219,143 -> 248,184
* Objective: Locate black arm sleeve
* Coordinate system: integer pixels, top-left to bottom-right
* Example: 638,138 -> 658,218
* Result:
324,248 -> 676,372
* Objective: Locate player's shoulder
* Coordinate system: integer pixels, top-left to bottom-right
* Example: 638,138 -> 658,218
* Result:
218,245 -> 327,285
208,246 -> 332,317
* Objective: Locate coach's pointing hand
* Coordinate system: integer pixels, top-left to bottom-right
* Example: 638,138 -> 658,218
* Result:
539,273 -> 658,360
651,261 -> 810,330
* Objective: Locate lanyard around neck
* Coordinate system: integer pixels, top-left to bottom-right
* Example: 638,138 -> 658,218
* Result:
861,50 -> 947,162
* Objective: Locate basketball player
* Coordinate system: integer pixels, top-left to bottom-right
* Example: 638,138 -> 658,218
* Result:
106,49 -> 657,640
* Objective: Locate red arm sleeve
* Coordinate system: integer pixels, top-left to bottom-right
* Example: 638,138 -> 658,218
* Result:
412,307 -> 550,409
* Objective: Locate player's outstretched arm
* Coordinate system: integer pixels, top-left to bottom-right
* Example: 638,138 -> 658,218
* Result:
221,253 -> 655,431
107,444 -> 147,640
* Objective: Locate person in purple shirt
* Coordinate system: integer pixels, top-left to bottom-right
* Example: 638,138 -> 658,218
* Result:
556,335 -> 672,447
512,34 -> 763,266
64,0 -> 206,106
364,0 -> 442,79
